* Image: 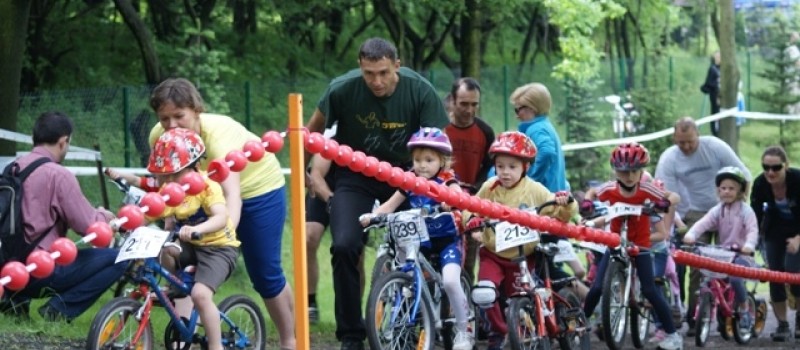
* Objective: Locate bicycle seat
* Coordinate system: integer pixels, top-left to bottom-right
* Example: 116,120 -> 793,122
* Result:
552,277 -> 577,290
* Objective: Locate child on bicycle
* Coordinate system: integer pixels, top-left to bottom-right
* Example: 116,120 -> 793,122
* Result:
137,128 -> 239,350
463,131 -> 577,350
359,127 -> 473,350
580,142 -> 683,350
682,166 -> 758,329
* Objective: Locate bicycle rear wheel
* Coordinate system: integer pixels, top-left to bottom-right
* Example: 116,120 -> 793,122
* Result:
218,294 -> 267,349
366,271 -> 434,350
86,297 -> 154,350
506,296 -> 551,350
556,289 -> 590,350
600,260 -> 628,350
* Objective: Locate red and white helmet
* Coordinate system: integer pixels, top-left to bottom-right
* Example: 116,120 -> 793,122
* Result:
610,142 -> 650,171
489,131 -> 537,162
407,127 -> 452,155
148,128 -> 206,174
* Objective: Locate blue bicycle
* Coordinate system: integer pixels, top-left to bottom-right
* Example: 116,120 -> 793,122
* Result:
85,227 -> 266,350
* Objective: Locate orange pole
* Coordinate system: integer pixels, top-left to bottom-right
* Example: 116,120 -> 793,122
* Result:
288,93 -> 309,349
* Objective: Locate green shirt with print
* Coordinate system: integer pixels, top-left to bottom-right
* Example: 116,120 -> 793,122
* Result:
318,67 -> 448,166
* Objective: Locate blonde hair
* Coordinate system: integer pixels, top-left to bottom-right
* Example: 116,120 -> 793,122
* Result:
510,83 -> 551,115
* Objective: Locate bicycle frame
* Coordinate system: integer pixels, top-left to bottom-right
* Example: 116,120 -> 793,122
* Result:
695,277 -> 736,322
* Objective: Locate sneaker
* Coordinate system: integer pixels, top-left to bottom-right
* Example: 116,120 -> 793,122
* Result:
486,332 -> 506,350
37,303 -> 71,323
340,339 -> 364,350
452,330 -> 475,350
648,329 -> 667,343
657,332 -> 683,350
772,321 -> 791,342
309,305 -> 319,324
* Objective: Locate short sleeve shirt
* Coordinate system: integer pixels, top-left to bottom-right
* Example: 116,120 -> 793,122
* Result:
318,67 -> 448,165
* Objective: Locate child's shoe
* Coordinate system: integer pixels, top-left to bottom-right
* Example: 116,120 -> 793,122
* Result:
648,328 -> 667,344
657,332 -> 683,350
452,330 -> 475,350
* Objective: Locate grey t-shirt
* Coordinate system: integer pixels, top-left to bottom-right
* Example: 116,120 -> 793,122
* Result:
655,136 -> 751,214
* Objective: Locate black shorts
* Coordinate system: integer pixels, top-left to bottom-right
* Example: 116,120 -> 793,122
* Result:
305,195 -> 330,227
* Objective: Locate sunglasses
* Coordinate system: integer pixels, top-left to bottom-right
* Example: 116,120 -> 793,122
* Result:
514,106 -> 528,115
762,163 -> 784,172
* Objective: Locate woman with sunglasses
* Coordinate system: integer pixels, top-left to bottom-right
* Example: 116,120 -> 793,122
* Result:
750,145 -> 800,342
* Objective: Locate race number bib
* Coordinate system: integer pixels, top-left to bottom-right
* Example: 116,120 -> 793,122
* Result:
388,209 -> 430,247
553,240 -> 579,263
494,221 -> 539,252
606,202 -> 642,220
115,226 -> 170,263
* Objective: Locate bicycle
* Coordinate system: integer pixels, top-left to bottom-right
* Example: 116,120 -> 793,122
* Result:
86,226 -> 267,350
363,207 -> 475,350
590,201 -> 662,350
471,200 -> 590,350
685,243 -> 757,346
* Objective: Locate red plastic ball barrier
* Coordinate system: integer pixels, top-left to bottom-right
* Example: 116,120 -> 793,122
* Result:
160,182 -> 186,207
207,159 -> 231,183
413,177 -> 431,196
27,250 -> 55,279
262,131 -> 284,153
243,140 -> 265,162
386,168 -> 406,188
372,161 -> 392,182
51,238 -> 78,265
87,221 -> 114,248
180,172 -> 207,195
334,145 -> 354,167
225,150 -> 249,172
118,204 -> 144,231
140,192 -> 166,219
1,262 -> 29,291
397,172 -> 417,192
304,132 -> 326,154
348,151 -> 368,173
320,139 -> 340,160
361,156 -> 380,178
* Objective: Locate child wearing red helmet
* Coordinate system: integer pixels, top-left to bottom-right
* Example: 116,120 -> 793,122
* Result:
463,131 -> 577,350
148,128 -> 239,350
581,142 -> 683,350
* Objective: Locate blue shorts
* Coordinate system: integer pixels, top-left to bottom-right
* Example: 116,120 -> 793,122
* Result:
238,186 -> 287,298
422,236 -> 463,268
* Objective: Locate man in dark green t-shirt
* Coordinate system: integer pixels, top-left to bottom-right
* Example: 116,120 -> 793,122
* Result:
305,37 -> 448,350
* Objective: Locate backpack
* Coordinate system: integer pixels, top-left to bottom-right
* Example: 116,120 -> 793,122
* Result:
0,157 -> 51,265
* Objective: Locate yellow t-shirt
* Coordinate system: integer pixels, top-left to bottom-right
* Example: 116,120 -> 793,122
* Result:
149,113 -> 285,199
160,176 -> 240,247
468,177 -> 577,259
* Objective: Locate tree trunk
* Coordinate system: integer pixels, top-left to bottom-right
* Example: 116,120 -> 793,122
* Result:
460,0 -> 480,79
113,0 -> 162,85
718,0 -> 739,152
0,0 -> 31,156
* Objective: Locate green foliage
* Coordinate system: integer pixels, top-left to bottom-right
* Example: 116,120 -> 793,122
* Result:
559,78 -> 607,189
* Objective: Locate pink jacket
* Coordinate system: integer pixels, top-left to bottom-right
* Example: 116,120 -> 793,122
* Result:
685,200 -> 759,251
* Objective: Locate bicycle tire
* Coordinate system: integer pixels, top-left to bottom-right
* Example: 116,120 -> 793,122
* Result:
600,260 -> 628,350
752,295 -> 767,337
370,253 -> 395,287
218,294 -> 268,349
366,271 -> 435,350
629,278 -> 650,349
556,289 -> 590,350
163,317 -> 193,350
733,294 -> 755,344
506,296 -> 551,350
86,297 -> 154,350
695,292 -> 712,347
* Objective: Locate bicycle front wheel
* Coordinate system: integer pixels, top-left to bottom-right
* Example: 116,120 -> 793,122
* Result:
366,271 -> 435,350
218,294 -> 267,349
629,278 -> 650,349
506,296 -> 551,350
86,297 -> 154,350
694,292 -> 712,347
733,294 -> 755,344
371,253 -> 395,288
600,260 -> 628,350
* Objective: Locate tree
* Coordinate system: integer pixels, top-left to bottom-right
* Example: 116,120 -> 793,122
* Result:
0,0 -> 31,156
717,0 -> 740,152
113,0 -> 162,85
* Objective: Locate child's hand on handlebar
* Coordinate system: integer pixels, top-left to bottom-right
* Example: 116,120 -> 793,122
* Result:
359,213 -> 374,227
179,226 -> 198,241
682,234 -> 695,245
553,191 -> 571,205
